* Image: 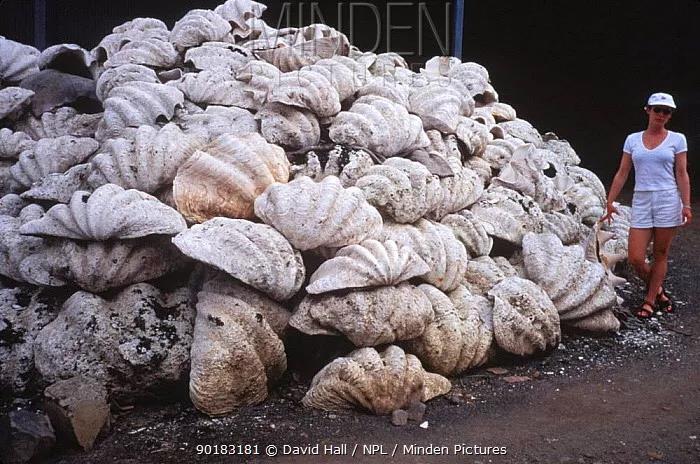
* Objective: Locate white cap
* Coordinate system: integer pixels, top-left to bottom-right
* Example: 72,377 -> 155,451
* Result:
647,92 -> 676,109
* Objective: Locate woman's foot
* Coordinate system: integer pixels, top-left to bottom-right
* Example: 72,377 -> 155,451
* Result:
635,301 -> 656,319
656,286 -> 674,313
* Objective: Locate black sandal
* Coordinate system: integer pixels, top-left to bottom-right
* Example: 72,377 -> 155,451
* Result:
656,287 -> 674,313
635,301 -> 656,319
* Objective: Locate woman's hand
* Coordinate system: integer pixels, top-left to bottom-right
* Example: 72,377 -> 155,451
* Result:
682,206 -> 693,225
600,203 -> 618,224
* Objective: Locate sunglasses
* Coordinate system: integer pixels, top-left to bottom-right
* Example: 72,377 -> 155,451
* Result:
651,106 -> 673,115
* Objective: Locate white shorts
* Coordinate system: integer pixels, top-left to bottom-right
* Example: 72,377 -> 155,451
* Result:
631,189 -> 683,228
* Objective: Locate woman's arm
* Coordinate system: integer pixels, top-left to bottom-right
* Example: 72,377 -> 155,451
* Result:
601,152 -> 632,222
675,152 -> 692,224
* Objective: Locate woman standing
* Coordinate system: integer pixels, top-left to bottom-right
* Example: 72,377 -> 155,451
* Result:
602,92 -> 691,318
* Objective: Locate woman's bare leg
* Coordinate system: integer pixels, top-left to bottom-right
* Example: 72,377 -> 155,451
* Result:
627,227 -> 654,290
645,227 -> 677,304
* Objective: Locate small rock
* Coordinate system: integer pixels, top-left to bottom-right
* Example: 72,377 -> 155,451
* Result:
502,375 -> 531,384
419,421 -> 429,429
391,409 -> 408,426
406,401 -> 426,422
43,376 -> 110,450
0,410 -> 56,464
486,367 -> 509,375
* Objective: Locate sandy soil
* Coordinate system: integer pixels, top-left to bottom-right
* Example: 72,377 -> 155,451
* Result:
39,218 -> 700,464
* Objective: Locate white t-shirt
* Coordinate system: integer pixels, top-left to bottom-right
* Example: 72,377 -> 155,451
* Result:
623,130 -> 688,191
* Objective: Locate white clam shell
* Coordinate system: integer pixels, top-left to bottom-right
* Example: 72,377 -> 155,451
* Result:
10,136 -> 99,190
15,107 -> 101,140
483,137 -> 525,170
380,219 -> 468,292
172,218 -> 304,301
169,9 -> 232,51
89,123 -> 206,193
306,239 -> 429,294
304,57 -> 365,101
20,163 -> 91,203
0,36 -> 40,83
104,38 -> 180,69
462,255 -> 519,296
189,289 -> 286,416
254,176 -> 383,251
329,95 -> 430,158
426,157 -> 484,221
440,210 -> 493,258
447,62 -> 498,103
20,184 -> 186,240
291,282 -> 433,346
289,146 -> 374,187
0,87 -> 34,120
95,64 -> 159,102
176,105 -> 258,140
498,119 -> 543,146
173,69 -> 258,109
488,276 -> 561,356
0,204 -> 46,282
92,18 -> 170,62
267,68 -> 341,117
257,102 -> 320,150
184,42 -> 253,72
302,345 -> 450,414
173,132 -> 289,223
214,0 -> 267,30
0,128 -> 36,160
408,80 -> 475,132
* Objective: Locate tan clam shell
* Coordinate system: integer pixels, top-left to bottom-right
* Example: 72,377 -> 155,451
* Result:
329,95 -> 430,158
488,276 -> 561,356
291,282 -> 433,346
0,36 -> 40,83
454,117 -> 490,158
380,219 -> 468,292
355,157 -> 442,224
95,64 -> 159,102
190,290 -> 286,416
408,80 -> 475,132
257,102 -> 320,150
173,132 -> 288,223
10,136 -> 99,190
234,60 -> 283,106
368,52 -> 408,76
169,9 -> 232,51
20,184 -> 186,240
448,285 -> 494,368
15,107 -> 101,140
461,255 -> 519,296
19,237 -> 183,292
0,128 -> 36,160
254,176 -> 383,251
89,123 -> 206,193
172,218 -> 304,301
440,210 -> 493,258
267,68 -> 341,117
100,82 -> 184,137
254,36 -> 345,72
355,75 -> 410,107
464,155 -> 493,184
304,57 -> 366,101
306,239 -> 429,294
426,157 -> 484,221
302,345 -> 450,414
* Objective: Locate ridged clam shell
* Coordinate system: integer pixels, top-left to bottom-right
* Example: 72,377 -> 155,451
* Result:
368,53 -> 408,76
20,163 -> 91,203
405,284 -> 493,376
488,276 -> 560,356
447,62 -> 497,103
169,9 -> 232,51
172,218 -> 304,301
462,256 -> 519,296
299,24 -> 350,53
101,82 -> 184,137
184,42 -> 253,71
543,211 -> 585,245
542,135 -> 581,165
426,157 -> 484,221
1,160 -> 13,195
189,290 -> 286,416
173,69 -> 258,109
254,176 -> 383,251
408,80 -> 474,132
355,157 -> 442,224
255,37 -> 345,72
92,18 -> 170,62
483,137 -> 525,170
583,222 -> 627,288
600,202 -> 630,258
0,129 -> 36,160
302,345 -> 450,414
267,68 -> 341,117
440,210 -> 493,258
522,232 -> 619,328
17,70 -> 95,117
0,194 -> 28,216
498,119 -> 543,146
566,165 -> 607,206
0,36 -> 40,83
329,95 -> 430,158
422,56 -> 461,76
304,57 -> 364,101
10,136 -> 99,190
563,183 -> 605,226
465,155 -> 493,183
355,76 -> 410,107
95,64 -> 159,102
104,38 -> 179,69
15,107 -> 101,140
454,118 -> 490,158
20,184 -> 186,240
214,0 -> 267,29
380,219 -> 468,292
306,239 -> 429,294
173,133 -> 288,222
37,44 -> 95,78
0,204 -> 46,282
0,87 -> 34,120
19,237 -> 183,292
291,282 -> 433,346
469,186 -> 546,245
481,102 -> 517,122
176,105 -> 258,140
89,124 -> 206,193
449,285 -> 494,368
289,146 -> 374,188
257,102 -> 320,150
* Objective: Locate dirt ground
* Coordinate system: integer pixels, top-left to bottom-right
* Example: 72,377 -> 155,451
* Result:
36,216 -> 700,464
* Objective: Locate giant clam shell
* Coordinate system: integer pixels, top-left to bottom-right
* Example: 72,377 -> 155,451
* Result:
169,9 -> 232,51
0,36 -> 40,83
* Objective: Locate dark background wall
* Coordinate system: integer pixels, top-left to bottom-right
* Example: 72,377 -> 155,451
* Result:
1,0 -> 699,192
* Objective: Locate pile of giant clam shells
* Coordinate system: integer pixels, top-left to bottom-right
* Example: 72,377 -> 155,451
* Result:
1,0 -> 633,418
